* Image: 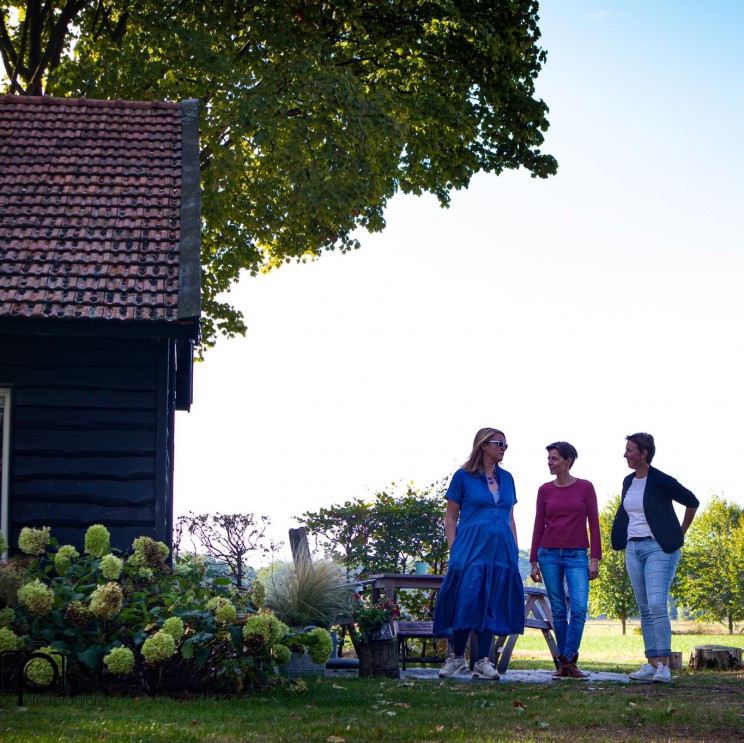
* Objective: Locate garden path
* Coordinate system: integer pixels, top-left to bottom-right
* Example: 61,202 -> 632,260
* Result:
325,668 -> 629,684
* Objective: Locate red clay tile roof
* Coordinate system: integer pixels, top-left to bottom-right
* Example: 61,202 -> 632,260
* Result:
0,95 -> 200,326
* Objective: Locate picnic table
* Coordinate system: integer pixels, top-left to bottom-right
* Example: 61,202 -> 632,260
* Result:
369,573 -> 560,672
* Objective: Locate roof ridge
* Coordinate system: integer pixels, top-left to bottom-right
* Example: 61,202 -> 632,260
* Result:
0,94 -> 181,110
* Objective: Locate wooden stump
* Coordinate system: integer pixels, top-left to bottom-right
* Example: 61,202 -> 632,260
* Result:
690,645 -> 743,671
667,651 -> 683,671
357,639 -> 400,679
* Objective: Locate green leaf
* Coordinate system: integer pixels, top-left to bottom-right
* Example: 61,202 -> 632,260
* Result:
77,645 -> 105,670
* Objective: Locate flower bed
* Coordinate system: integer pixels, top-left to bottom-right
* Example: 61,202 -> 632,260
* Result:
0,527 -> 332,695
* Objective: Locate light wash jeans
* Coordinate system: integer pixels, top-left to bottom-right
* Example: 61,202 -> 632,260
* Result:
625,538 -> 680,659
537,547 -> 589,660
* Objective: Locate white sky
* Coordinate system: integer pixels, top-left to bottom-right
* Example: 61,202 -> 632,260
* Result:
174,0 -> 744,561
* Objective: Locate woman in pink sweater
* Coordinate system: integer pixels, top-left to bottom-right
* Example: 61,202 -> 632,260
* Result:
530,441 -> 602,679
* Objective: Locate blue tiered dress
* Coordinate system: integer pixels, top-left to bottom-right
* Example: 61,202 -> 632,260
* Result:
433,467 -> 525,637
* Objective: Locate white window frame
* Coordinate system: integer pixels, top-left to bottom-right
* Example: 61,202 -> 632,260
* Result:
0,387 -> 10,556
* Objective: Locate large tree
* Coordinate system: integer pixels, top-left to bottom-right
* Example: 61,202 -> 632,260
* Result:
1,1 -> 557,347
673,496 -> 744,633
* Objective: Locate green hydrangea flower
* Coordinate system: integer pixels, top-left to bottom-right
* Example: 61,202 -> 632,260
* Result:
162,617 -> 185,641
215,602 -> 238,624
306,628 -> 333,665
89,582 -> 123,619
64,600 -> 92,628
0,606 -> 15,628
17,579 -> 54,615
24,646 -> 63,687
272,643 -> 292,666
54,544 -> 79,574
206,596 -> 230,612
0,626 -> 18,652
103,646 -> 135,675
100,554 -> 124,580
242,611 -> 289,647
18,526 -> 51,555
84,524 -> 111,557
249,580 -> 266,609
141,631 -> 175,664
131,537 -> 169,569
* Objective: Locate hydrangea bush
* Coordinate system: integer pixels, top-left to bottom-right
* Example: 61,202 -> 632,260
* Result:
0,524 -> 333,695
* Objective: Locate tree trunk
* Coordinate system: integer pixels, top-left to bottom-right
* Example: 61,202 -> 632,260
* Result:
668,652 -> 683,671
728,614 -> 733,635
621,617 -> 626,635
690,645 -> 743,670
357,640 -> 400,679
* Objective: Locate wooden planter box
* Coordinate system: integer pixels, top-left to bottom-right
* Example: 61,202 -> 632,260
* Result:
357,639 -> 400,679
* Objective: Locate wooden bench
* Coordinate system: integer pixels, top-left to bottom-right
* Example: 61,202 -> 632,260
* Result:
394,620 -> 449,670
371,575 -> 560,673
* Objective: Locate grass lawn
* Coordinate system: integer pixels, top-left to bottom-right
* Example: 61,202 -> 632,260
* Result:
1,622 -> 742,742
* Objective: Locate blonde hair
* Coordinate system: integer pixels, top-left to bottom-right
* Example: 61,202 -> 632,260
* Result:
462,427 -> 506,475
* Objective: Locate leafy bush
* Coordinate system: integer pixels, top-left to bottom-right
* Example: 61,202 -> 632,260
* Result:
0,524 -> 308,695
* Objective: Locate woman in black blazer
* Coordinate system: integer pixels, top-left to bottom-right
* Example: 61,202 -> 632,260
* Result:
611,433 -> 698,684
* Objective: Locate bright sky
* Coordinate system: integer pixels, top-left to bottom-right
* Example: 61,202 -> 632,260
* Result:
174,0 -> 744,562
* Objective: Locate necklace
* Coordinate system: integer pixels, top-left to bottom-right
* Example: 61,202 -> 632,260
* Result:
486,467 -> 497,485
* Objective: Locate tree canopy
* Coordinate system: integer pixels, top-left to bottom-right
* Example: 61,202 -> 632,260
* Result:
588,494 -> 636,634
1,1 -> 557,348
673,496 -> 744,633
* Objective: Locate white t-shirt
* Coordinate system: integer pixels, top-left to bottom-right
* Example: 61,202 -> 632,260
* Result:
624,477 -> 653,538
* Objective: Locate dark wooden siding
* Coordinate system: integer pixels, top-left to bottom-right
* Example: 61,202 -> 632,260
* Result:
0,334 -> 175,552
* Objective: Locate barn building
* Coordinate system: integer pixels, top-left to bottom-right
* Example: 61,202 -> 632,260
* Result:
0,95 -> 201,553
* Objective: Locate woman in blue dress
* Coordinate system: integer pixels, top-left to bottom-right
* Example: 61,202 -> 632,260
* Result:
433,427 -> 525,680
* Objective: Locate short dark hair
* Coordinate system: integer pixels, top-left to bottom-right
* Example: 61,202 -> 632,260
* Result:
546,441 -> 578,469
626,432 -> 655,464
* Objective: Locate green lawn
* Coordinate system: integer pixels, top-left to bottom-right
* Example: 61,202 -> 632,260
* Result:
1,622 -> 742,742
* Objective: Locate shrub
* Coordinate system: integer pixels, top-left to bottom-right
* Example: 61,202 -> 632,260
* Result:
263,557 -> 353,629
2,524 -> 295,696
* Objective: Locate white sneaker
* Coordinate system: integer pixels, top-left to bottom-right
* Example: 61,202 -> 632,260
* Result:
438,654 -> 468,678
628,662 -> 657,683
473,658 -> 500,680
652,662 -> 672,684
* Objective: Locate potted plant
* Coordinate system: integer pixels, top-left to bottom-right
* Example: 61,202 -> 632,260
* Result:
349,594 -> 401,678
261,556 -> 353,675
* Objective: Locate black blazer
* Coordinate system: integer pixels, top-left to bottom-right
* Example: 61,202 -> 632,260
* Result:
611,466 -> 699,554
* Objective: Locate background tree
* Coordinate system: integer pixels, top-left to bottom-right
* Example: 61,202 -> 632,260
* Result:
673,496 -> 744,633
1,1 -> 557,348
175,512 -> 281,589
588,494 -> 636,634
295,499 -> 373,579
298,479 -> 448,619
365,481 -> 449,576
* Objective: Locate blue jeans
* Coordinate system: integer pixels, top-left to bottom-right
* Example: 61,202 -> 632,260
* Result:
538,548 -> 589,660
625,538 -> 680,659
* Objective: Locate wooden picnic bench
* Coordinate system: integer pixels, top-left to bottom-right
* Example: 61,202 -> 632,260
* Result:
370,573 -> 560,672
